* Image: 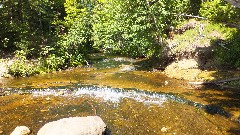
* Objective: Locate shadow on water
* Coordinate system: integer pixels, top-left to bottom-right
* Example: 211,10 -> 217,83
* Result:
104,128 -> 111,135
191,31 -> 240,135
133,48 -> 240,119
193,30 -> 240,117
196,86 -> 240,121
229,128 -> 240,135
87,53 -> 136,69
133,56 -> 167,71
203,104 -> 232,117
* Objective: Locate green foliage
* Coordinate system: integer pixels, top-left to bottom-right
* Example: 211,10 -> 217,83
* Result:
0,0 -> 65,56
197,21 -> 240,68
92,0 -> 190,58
169,19 -> 240,69
53,0 -> 93,68
4,0 -> 240,77
2,0 -> 90,76
200,0 -> 240,24
41,54 -> 65,71
8,50 -> 41,77
215,30 -> 240,68
189,0 -> 202,15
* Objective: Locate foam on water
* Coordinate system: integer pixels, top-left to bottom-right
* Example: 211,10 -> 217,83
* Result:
75,86 -> 167,106
31,86 -> 167,106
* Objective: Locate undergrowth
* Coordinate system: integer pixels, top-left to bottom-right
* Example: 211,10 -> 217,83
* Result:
170,19 -> 239,68
7,50 -> 42,77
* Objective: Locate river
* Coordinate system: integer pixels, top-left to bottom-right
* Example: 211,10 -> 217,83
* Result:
0,54 -> 239,134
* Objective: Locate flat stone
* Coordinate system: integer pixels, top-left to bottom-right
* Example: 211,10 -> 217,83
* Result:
120,64 -> 135,71
37,116 -> 106,135
11,126 -> 30,135
161,127 -> 168,132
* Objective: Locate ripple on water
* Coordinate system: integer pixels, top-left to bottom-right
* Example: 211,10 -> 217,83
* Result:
75,86 -> 167,106
6,85 -> 233,118
31,86 -> 167,106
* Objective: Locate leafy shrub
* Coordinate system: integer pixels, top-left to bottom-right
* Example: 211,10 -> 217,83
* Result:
51,0 -> 92,68
215,30 -> 240,68
208,25 -> 240,68
200,0 -> 240,24
200,1 -> 240,68
8,50 -> 41,77
41,54 -> 65,72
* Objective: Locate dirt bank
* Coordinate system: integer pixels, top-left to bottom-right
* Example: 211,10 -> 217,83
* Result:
0,60 -> 8,78
0,59 -> 13,79
162,19 -> 240,87
164,58 -> 240,83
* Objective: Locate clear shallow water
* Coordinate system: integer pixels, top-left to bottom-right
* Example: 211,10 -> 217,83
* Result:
0,55 -> 240,134
1,91 -> 238,134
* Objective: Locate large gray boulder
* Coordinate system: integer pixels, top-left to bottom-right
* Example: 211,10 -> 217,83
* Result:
37,116 -> 106,135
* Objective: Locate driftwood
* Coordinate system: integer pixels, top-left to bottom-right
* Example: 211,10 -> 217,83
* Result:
224,0 -> 240,8
223,22 -> 240,29
175,14 -> 207,20
219,44 -> 230,50
189,77 -> 240,85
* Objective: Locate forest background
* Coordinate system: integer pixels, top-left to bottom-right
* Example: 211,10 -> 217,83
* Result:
0,0 -> 239,77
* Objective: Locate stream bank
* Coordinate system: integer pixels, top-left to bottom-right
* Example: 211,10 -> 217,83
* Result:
161,19 -> 240,88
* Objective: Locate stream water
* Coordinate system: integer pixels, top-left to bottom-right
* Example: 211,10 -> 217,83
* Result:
0,54 -> 239,134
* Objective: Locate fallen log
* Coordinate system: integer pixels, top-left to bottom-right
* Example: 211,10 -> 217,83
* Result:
223,22 -> 240,29
174,13 -> 207,20
189,81 -> 211,85
189,77 -> 240,85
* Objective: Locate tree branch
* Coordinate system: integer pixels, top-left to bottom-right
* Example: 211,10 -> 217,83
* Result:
189,77 -> 240,85
175,13 -> 207,20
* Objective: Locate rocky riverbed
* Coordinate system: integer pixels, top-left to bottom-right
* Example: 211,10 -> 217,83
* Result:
1,55 -> 240,134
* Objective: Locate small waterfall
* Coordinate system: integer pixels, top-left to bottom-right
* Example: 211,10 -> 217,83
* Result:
75,86 -> 167,106
30,85 -> 167,106
3,84 -> 232,118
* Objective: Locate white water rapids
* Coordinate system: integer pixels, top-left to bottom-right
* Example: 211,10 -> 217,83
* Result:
31,86 -> 167,106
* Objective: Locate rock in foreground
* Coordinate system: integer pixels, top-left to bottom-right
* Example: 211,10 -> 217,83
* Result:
11,126 -> 30,135
37,116 -> 106,135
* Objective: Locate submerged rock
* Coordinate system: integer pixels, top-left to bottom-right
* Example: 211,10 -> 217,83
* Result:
37,116 -> 106,135
10,126 -> 30,135
119,64 -> 135,71
0,88 -> 5,96
161,127 -> 168,132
